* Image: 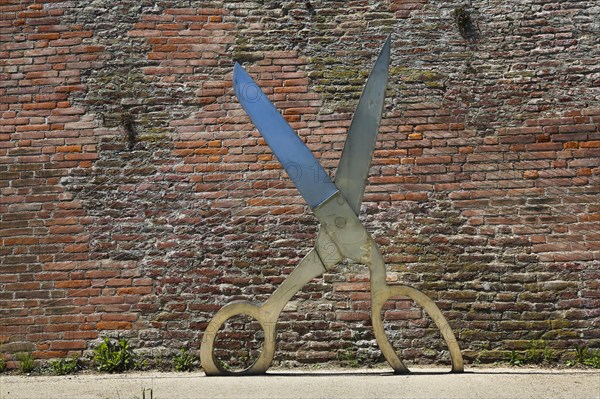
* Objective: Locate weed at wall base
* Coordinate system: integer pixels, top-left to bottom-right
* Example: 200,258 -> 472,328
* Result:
565,345 -> 600,368
16,352 -> 35,374
173,347 -> 198,372
93,337 -> 135,373
506,341 -> 600,369
50,356 -> 79,375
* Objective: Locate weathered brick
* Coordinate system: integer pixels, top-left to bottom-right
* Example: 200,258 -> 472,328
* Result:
96,321 -> 132,330
384,310 -> 422,320
117,287 -> 152,295
1,0 -> 599,370
558,124 -> 597,133
55,280 -> 91,289
337,311 -> 369,321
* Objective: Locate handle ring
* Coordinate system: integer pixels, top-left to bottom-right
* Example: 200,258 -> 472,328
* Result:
371,285 -> 464,373
200,301 -> 276,376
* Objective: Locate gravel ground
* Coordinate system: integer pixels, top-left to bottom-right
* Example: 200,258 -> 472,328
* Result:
0,367 -> 598,399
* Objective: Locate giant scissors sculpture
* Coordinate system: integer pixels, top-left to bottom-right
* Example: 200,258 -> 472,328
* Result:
201,36 -> 463,375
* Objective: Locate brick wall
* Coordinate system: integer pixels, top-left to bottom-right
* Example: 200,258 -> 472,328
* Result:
1,0 -> 598,369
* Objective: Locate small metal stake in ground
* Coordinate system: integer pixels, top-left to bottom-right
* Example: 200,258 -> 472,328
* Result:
201,36 -> 464,376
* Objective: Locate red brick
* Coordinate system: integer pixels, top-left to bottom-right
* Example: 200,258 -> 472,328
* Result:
96,321 -> 132,330
132,278 -> 153,286
117,286 -> 152,295
63,331 -> 98,340
502,126 -> 543,135
106,278 -> 132,287
5,282 -> 40,291
415,156 -> 452,164
22,102 -> 56,110
384,310 -> 422,320
405,192 -> 429,201
67,288 -> 101,297
49,340 -> 87,350
337,311 -> 369,321
49,225 -> 84,234
580,141 -> 600,148
333,282 -> 370,292
558,124 -> 597,133
414,123 -> 449,131
63,153 -> 98,161
532,243 -> 571,253
101,313 -> 138,322
55,280 -> 90,289
56,145 -> 82,152
55,85 -> 86,92
3,236 -> 39,245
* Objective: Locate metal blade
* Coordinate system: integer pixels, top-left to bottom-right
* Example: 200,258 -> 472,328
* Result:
233,63 -> 338,209
334,35 -> 391,215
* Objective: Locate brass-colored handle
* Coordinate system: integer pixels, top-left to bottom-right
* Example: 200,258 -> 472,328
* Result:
368,239 -> 464,373
314,195 -> 464,373
371,284 -> 464,373
201,249 -> 328,376
200,301 -> 277,376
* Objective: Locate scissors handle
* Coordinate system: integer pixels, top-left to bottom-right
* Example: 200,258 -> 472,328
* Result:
367,238 -> 464,373
313,193 -> 463,373
200,300 -> 275,375
200,249 -> 327,375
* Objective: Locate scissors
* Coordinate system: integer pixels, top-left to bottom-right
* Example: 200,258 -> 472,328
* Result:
200,36 -> 463,375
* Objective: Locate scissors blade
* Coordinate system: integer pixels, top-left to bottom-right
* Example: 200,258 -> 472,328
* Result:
334,35 -> 391,215
233,63 -> 338,209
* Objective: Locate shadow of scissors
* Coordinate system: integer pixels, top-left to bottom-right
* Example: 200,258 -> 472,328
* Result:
201,36 -> 463,376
